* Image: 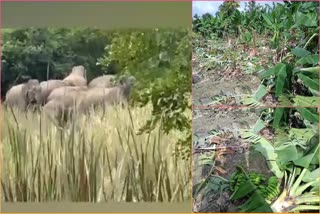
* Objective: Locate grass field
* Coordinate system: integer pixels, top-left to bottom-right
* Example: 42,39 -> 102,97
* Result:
1,105 -> 191,202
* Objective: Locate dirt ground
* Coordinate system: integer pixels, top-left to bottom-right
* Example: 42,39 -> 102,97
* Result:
192,37 -> 274,107
192,75 -> 261,106
192,108 -> 274,212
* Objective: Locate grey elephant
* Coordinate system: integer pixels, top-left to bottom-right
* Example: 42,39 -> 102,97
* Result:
47,86 -> 87,102
43,99 -> 77,125
79,75 -> 136,111
43,89 -> 86,123
43,76 -> 136,121
88,75 -> 116,88
4,79 -> 42,110
63,65 -> 87,87
40,80 -> 66,104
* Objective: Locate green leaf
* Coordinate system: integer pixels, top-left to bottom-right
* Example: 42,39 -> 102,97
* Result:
291,205 -> 320,212
198,156 -> 214,166
230,180 -> 256,200
295,11 -> 318,27
240,96 -> 264,107
275,144 -> 298,164
289,128 -> 317,142
230,167 -> 273,212
275,64 -> 287,96
292,48 -> 311,58
277,95 -> 292,106
262,13 -> 273,26
293,143 -> 319,168
253,85 -> 268,101
299,66 -> 319,73
302,168 -> 319,183
273,108 -> 285,128
293,96 -> 319,107
252,119 -> 266,134
296,108 -> 319,123
297,73 -> 319,91
240,192 -> 273,212
259,65 -> 278,79
296,54 -> 318,66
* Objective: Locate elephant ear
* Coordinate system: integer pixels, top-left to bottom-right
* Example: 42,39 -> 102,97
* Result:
24,90 -> 29,100
22,84 -> 29,99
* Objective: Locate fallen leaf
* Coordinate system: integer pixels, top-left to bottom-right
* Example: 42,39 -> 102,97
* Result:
214,166 -> 227,175
210,136 -> 222,144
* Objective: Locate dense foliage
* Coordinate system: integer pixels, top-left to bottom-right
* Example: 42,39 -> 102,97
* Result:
193,1 -> 318,47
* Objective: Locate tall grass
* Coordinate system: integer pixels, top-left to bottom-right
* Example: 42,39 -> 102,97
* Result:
1,105 -> 190,202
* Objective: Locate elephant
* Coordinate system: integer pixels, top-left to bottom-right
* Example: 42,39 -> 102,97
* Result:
43,75 -> 136,122
101,75 -> 136,106
79,75 -> 136,111
88,75 -> 116,88
43,89 -> 87,124
78,87 -> 113,112
47,86 -> 87,102
40,80 -> 66,104
43,98 -> 77,125
63,65 -> 87,87
4,79 -> 42,110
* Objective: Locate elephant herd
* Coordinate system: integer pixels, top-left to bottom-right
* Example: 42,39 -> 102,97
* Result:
3,65 -> 136,120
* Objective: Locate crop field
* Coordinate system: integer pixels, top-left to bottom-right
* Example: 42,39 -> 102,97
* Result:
1,106 -> 191,202
192,1 -> 319,213
192,1 -> 319,108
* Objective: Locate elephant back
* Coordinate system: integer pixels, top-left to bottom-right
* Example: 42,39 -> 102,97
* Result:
4,84 -> 26,107
77,87 -> 111,111
47,86 -> 87,102
40,80 -> 66,103
88,75 -> 115,88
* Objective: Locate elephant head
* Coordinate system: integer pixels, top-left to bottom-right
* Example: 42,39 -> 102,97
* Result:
23,79 -> 42,107
119,75 -> 136,97
4,79 -> 42,111
63,65 -> 87,87
71,65 -> 87,79
119,75 -> 136,86
94,75 -> 136,107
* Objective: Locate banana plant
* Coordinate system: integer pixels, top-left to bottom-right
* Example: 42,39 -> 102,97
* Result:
229,166 -> 273,212
271,143 -> 319,212
235,108 -> 319,212
262,3 -> 289,49
241,51 -> 319,107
